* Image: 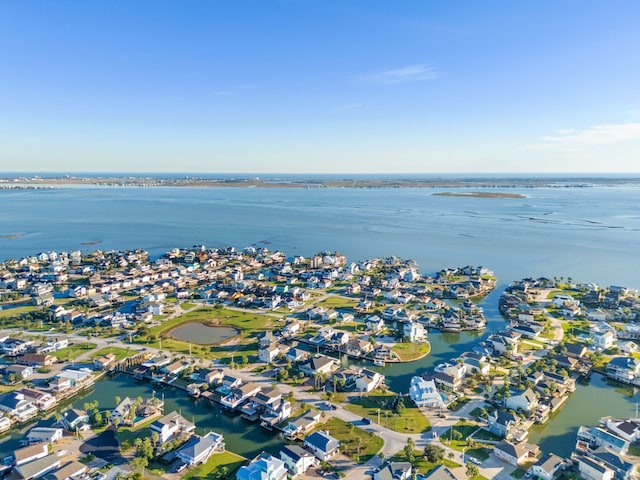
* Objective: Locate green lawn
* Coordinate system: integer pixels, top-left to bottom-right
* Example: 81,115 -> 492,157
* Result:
472,428 -> 502,442
314,295 -> 360,311
392,342 -> 431,362
0,305 -> 40,319
51,342 -> 98,361
322,417 -> 383,463
344,393 -> 430,433
184,451 -> 246,480
448,396 -> 471,411
89,346 -> 134,361
440,420 -> 478,450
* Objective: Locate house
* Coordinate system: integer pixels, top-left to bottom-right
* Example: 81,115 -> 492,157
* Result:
6,364 -> 34,380
593,331 -> 617,350
45,461 -> 88,480
606,357 -> 640,384
150,411 -> 195,444
18,354 -> 56,368
55,369 -> 94,388
577,455 -> 615,480
282,411 -> 322,440
285,348 -> 309,364
14,454 -> 61,480
279,444 -> 317,478
505,388 -> 538,413
111,397 -> 134,425
603,418 -> 640,443
0,415 -> 11,433
403,321 -> 428,343
528,454 -> 564,480
299,355 -> 338,377
577,426 -> 629,455
423,371 -> 462,391
162,360 -> 189,376
487,410 -> 526,442
26,427 -> 63,444
0,392 -> 38,421
220,375 -> 243,391
373,461 -> 412,480
258,344 -> 282,364
220,383 -> 262,411
617,341 -> 638,355
176,431 -> 225,465
236,452 -> 288,480
366,316 -> 385,334
493,441 -> 538,466
588,446 -> 637,480
303,430 -> 340,461
419,464 -> 462,480
564,343 -> 588,358
60,408 -> 90,431
409,377 -> 444,408
93,353 -> 117,370
13,443 -> 49,466
356,369 -> 385,393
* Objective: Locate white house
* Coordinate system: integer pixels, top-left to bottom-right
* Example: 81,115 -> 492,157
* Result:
150,411 -> 195,444
403,321 -> 428,343
528,454 -> 564,480
236,452 -> 287,480
577,455 -> 615,480
355,369 -> 385,393
409,377 -> 445,408
505,388 -> 538,413
176,431 -> 225,465
279,444 -> 317,478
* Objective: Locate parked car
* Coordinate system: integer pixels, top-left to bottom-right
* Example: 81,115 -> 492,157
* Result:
362,417 -> 372,424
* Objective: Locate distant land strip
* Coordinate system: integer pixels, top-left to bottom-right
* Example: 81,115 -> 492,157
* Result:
433,191 -> 525,198
1,175 -> 639,189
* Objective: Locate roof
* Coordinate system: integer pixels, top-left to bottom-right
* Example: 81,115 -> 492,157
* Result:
45,461 -> 87,480
494,440 -> 527,459
176,432 -> 222,460
14,454 -> 61,479
592,446 -> 635,472
304,430 -> 340,453
375,461 -> 412,480
534,454 -> 564,474
280,444 -> 313,463
14,443 -> 48,462
578,455 -> 611,474
151,411 -> 193,431
421,464 -> 462,480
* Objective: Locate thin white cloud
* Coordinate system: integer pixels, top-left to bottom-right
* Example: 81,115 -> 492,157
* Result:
337,103 -> 363,111
358,64 -> 438,84
527,122 -> 640,151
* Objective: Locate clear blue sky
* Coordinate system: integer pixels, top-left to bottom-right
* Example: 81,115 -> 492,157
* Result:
1,0 -> 639,174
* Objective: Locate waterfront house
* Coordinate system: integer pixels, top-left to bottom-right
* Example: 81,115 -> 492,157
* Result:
19,389 -> 56,412
26,427 -> 63,444
423,371 -> 461,392
355,369 -> 385,393
282,411 -> 322,440
606,357 -> 640,384
403,321 -> 428,343
0,392 -> 38,421
220,382 -> 262,410
13,443 -> 49,466
56,369 -> 94,389
528,454 -> 564,480
505,388 -> 538,413
564,343 -> 588,359
14,454 -> 61,480
576,455 -> 615,480
46,461 -> 88,480
0,415 -> 11,433
236,452 -> 287,480
142,354 -> 172,369
279,444 -> 317,478
303,430 -> 340,461
285,348 -> 309,364
593,331 -> 617,350
93,353 -> 117,370
587,446 -> 637,480
487,410 -> 526,442
409,377 -> 444,408
493,441 -> 538,466
373,461 -> 412,480
346,338 -> 373,358
150,411 -> 195,444
603,418 -> 640,443
299,354 -> 338,377
60,408 -> 89,431
176,431 -> 225,466
162,360 -> 189,376
48,377 -> 72,394
577,426 -> 629,455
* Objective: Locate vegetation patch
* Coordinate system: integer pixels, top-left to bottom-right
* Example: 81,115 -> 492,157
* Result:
51,342 -> 97,361
90,346 -> 133,362
391,341 -> 431,362
344,393 -> 430,433
321,417 -> 383,463
184,451 -> 246,480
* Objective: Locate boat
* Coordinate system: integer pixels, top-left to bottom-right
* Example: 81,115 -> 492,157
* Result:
373,359 -> 385,367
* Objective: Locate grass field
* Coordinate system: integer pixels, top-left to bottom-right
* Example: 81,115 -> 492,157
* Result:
344,393 -> 430,433
392,341 -> 431,361
321,417 -> 383,463
183,451 -> 246,479
89,346 -> 134,362
51,342 -> 98,361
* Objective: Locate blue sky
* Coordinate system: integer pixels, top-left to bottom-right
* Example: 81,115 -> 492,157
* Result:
1,1 -> 639,174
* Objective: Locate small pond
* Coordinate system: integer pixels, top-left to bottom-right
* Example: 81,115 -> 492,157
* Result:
169,322 -> 239,345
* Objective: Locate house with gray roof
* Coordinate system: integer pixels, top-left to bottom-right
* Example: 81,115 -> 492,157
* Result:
303,430 -> 340,461
176,431 -> 225,465
373,461 -> 412,480
279,444 -> 316,478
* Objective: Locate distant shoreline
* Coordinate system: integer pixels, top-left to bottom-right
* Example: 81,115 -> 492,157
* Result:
433,191 -> 526,198
1,174 -> 639,190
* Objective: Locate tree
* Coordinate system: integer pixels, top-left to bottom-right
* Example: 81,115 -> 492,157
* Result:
131,456 -> 148,473
423,444 -> 444,463
465,461 -> 479,478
